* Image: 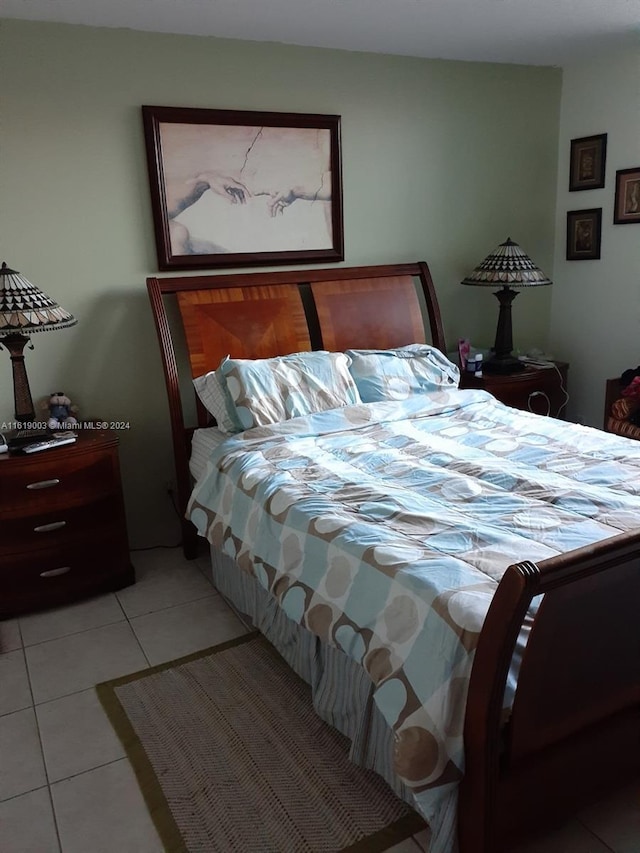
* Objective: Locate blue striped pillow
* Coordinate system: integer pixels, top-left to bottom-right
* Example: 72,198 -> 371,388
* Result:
219,351 -> 361,430
346,344 -> 459,403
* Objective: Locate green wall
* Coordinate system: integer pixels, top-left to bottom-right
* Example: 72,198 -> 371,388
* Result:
0,20 -> 561,545
550,41 -> 640,427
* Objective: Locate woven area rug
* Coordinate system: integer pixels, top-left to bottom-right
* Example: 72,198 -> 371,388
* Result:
96,632 -> 425,853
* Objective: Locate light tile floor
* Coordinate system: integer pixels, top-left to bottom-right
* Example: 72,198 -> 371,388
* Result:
0,547 -> 637,852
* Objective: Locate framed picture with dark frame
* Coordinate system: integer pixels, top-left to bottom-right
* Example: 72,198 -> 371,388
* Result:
569,133 -> 607,191
566,208 -> 602,260
613,167 -> 640,224
142,106 -> 344,271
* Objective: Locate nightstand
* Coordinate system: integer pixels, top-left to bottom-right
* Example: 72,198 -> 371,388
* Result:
0,429 -> 134,618
460,361 -> 569,417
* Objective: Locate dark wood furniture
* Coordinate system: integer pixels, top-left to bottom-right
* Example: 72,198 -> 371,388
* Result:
604,376 -> 624,431
0,429 -> 134,618
460,361 -> 569,417
147,262 -> 639,853
603,376 -> 640,441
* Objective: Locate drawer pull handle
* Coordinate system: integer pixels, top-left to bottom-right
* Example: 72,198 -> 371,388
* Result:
39,566 -> 71,578
34,521 -> 67,533
26,479 -> 61,490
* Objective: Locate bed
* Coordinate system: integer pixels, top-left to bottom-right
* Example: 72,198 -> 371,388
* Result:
147,262 -> 639,853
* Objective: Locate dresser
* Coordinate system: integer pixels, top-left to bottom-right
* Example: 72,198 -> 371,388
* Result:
459,361 -> 569,418
0,429 -> 134,618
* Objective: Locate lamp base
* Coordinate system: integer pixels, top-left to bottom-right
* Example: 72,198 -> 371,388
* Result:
0,333 -> 36,423
483,287 -> 525,375
483,355 -> 526,375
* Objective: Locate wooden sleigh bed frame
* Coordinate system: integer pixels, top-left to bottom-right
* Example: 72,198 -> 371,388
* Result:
148,262 -> 639,852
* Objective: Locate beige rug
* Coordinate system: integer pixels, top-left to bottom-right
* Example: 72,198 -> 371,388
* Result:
96,632 -> 425,852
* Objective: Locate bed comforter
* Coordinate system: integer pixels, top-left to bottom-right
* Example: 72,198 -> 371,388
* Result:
188,388 -> 640,848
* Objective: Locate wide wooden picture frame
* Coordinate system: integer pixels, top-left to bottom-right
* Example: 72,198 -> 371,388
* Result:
566,208 -> 602,260
569,133 -> 607,191
142,106 -> 344,271
613,167 -> 640,224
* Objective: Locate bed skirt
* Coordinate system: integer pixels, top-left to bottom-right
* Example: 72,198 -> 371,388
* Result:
209,545 -> 413,804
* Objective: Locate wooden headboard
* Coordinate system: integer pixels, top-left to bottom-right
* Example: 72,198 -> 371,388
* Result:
147,262 -> 446,556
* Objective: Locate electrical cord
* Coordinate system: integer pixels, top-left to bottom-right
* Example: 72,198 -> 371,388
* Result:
553,361 -> 570,416
129,486 -> 184,551
167,485 -> 182,519
524,360 -> 570,417
528,390 -> 551,417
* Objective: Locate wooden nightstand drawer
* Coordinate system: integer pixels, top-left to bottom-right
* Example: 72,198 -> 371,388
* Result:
0,536 -> 134,619
0,448 -> 117,515
0,496 -> 120,555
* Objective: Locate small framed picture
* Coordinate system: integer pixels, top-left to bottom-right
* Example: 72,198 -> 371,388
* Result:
566,208 -> 602,260
613,167 -> 640,224
569,133 -> 607,191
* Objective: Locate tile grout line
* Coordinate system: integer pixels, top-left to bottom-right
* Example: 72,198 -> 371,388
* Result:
29,648 -> 64,852
44,784 -> 63,853
0,782 -> 48,805
113,590 -> 153,668
21,615 -> 127,650
126,612 -> 153,669
19,589 -> 219,651
47,755 -> 128,789
118,589 -> 219,623
576,818 -> 617,853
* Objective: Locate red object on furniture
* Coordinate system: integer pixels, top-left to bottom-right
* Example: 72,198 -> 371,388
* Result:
604,376 -> 640,440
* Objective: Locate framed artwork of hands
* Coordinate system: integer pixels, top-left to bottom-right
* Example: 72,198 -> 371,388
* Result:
142,106 -> 344,271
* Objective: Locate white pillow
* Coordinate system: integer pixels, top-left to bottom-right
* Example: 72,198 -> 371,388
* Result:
193,367 -> 240,434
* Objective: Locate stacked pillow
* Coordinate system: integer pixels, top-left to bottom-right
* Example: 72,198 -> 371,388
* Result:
192,365 -> 239,434
193,351 -> 359,432
345,344 -> 459,402
193,344 -> 459,434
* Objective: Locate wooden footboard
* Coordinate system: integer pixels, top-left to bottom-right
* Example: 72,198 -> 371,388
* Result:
460,529 -> 640,852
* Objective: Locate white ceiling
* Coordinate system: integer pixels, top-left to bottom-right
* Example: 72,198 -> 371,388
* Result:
2,0 -> 639,66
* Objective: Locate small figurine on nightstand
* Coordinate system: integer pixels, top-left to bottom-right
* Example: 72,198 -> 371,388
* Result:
44,392 -> 79,430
